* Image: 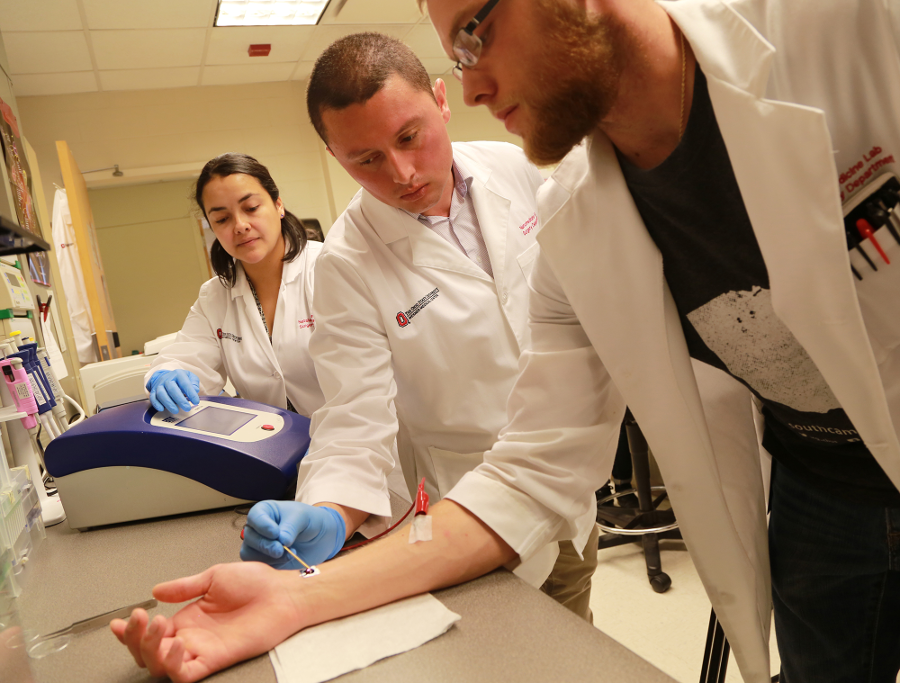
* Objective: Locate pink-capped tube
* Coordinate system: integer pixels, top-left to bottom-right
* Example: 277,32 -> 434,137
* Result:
0,358 -> 38,429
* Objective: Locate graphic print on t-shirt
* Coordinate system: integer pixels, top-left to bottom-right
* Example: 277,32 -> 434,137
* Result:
686,285 -> 839,414
617,65 -> 898,506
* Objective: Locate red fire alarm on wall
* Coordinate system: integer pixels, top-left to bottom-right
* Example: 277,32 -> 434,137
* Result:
248,44 -> 271,57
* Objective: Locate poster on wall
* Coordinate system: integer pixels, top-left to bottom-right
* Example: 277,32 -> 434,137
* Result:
28,251 -> 50,286
0,98 -> 39,233
0,97 -> 51,285
27,253 -> 51,286
26,251 -> 51,286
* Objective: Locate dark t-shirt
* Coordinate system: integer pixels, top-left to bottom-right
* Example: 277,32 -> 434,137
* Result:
617,66 -> 900,506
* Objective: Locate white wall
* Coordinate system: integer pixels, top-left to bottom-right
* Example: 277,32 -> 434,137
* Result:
15,76 -> 525,231
88,179 -> 210,355
11,33 -> 519,402
443,76 -> 520,146
13,75 -> 528,339
17,80 -> 333,230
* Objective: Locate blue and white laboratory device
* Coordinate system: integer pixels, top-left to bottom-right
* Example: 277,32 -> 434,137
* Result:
44,396 -> 310,530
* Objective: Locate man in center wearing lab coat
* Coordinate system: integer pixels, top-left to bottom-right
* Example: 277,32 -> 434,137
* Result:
239,32 -> 607,619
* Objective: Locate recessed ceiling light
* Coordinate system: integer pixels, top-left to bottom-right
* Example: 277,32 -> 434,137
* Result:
215,0 -> 332,26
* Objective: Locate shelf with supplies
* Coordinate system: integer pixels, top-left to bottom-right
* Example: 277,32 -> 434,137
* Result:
0,215 -> 50,256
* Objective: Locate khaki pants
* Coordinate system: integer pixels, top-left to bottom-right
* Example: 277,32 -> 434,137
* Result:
539,523 -> 600,623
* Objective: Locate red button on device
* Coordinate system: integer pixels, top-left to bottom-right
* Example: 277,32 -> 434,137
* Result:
262,424 -> 274,431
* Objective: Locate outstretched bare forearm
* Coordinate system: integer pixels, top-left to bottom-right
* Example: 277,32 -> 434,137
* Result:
112,499 -> 515,683
293,499 -> 517,627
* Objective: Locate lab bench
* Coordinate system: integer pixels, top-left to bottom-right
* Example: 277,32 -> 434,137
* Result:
10,505 -> 677,682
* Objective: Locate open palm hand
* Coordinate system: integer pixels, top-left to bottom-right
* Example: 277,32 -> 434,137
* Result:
111,562 -> 304,683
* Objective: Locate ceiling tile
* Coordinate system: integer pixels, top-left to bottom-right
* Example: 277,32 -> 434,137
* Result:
4,31 -> 93,74
300,23 -> 411,62
100,67 -> 202,91
92,29 -> 207,69
206,26 -> 316,65
201,62 -> 296,86
0,0 -> 83,32
404,22 -> 447,60
329,0 -> 424,25
12,72 -> 98,97
291,61 -> 315,81
82,0 -> 216,30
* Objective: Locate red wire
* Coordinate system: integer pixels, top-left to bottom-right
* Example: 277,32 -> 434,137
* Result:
341,499 -> 416,551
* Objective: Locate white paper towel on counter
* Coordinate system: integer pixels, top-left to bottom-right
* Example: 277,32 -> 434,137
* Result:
270,593 -> 461,683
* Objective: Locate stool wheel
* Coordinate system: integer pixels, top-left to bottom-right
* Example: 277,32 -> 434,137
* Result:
649,572 -> 671,593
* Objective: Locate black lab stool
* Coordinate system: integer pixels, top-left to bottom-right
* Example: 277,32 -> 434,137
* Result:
596,408 -> 681,593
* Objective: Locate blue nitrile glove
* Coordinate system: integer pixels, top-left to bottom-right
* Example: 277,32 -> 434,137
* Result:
146,369 -> 200,414
240,501 -> 346,570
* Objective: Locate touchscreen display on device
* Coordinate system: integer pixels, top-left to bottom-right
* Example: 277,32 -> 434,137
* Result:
176,407 -> 255,436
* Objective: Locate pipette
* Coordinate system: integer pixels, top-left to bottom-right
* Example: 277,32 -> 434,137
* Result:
0,358 -> 37,430
35,347 -> 68,432
0,357 -> 65,525
9,347 -> 59,438
20,343 -> 65,434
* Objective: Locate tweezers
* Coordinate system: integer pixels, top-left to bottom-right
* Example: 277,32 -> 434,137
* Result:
37,598 -> 158,642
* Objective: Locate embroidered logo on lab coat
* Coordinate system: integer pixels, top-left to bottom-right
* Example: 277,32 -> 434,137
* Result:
396,288 -> 439,327
518,213 -> 537,236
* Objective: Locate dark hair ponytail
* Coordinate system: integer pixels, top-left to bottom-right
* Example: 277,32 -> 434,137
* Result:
196,153 -> 308,287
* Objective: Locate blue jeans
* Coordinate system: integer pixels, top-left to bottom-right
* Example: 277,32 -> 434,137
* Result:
769,463 -> 900,683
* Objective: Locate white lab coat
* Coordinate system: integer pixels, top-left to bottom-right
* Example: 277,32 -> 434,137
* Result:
299,142 -> 569,582
51,188 -> 97,365
146,241 -> 325,418
447,0 -> 900,680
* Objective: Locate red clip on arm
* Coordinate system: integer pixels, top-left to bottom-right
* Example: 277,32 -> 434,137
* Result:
415,477 -> 429,516
857,218 -> 891,264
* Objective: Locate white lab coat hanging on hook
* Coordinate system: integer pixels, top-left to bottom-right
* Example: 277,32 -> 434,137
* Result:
51,188 -> 97,365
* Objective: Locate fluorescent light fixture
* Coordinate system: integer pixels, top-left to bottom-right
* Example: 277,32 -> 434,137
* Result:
215,0 -> 332,26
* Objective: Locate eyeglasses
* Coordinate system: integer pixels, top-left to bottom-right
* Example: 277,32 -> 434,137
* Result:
451,0 -> 501,81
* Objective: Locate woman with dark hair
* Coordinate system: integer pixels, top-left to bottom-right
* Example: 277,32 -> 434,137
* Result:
143,153 -> 324,418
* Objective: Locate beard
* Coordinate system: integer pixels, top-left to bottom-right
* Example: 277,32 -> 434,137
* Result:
521,0 -> 628,166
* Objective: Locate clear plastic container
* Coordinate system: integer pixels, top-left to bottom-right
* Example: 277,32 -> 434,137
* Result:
0,464 -> 44,590
24,505 -> 44,546
0,547 -> 18,611
19,483 -> 38,523
0,486 -> 23,558
0,547 -> 41,678
7,467 -> 29,499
